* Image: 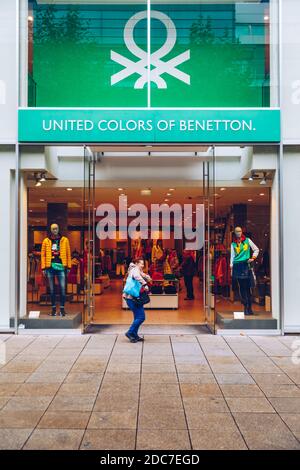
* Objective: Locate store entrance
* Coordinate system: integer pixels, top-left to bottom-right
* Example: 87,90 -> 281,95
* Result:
25,143 -> 276,334
82,145 -> 215,333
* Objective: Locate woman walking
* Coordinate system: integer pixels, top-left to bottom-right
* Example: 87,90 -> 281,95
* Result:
123,258 -> 151,343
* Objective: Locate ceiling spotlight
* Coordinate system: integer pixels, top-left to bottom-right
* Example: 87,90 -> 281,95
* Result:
167,193 -> 171,196
164,199 -> 169,202
259,193 -> 265,196
39,199 -> 45,202
169,188 -> 175,191
66,188 -> 73,191
35,180 -> 41,187
220,188 -> 226,191
140,188 -> 152,196
248,199 -> 253,202
248,174 -> 254,182
40,173 -> 46,182
118,188 -> 123,191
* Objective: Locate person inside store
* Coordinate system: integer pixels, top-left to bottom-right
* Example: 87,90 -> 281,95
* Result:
123,258 -> 152,343
180,250 -> 196,300
41,223 -> 71,317
230,226 -> 259,315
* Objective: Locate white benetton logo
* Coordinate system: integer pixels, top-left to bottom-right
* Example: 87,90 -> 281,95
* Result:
110,10 -> 190,89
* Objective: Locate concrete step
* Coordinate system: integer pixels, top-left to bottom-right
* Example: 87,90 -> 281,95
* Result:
11,311 -> 82,329
217,312 -> 277,330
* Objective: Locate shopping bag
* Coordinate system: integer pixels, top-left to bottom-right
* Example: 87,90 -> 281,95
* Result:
123,276 -> 141,298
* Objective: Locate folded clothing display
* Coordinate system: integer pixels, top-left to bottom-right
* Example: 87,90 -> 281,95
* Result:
151,285 -> 163,294
164,285 -> 177,294
163,274 -> 177,280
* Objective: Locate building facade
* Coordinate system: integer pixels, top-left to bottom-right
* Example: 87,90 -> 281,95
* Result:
0,0 -> 299,334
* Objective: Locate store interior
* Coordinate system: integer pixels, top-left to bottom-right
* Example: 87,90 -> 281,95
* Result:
25,176 -> 273,329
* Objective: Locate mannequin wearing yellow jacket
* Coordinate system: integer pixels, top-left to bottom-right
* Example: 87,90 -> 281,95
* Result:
41,223 -> 71,317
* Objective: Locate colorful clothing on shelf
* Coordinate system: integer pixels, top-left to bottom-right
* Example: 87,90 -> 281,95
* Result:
151,244 -> 164,262
163,256 -> 172,275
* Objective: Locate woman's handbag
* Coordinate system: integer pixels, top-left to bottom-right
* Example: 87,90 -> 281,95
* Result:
134,290 -> 151,306
123,275 -> 141,298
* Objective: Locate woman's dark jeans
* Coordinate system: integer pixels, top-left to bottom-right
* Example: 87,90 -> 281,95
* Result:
126,298 -> 146,337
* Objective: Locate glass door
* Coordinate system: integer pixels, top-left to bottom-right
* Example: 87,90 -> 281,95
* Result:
82,146 -> 96,333
203,146 -> 216,333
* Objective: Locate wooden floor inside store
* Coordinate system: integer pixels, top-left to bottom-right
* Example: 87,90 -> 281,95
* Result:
93,279 -> 205,324
27,278 -> 269,325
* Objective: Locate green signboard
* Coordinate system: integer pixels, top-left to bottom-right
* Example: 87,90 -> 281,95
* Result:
30,2 -> 270,108
18,108 -> 280,143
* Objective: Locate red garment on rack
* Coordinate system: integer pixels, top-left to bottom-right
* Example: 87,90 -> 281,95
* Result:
214,256 -> 229,286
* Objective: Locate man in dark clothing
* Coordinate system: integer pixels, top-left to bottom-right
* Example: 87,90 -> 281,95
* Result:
181,251 -> 196,300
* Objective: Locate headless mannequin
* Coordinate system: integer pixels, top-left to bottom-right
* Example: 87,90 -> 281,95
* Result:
230,226 -> 259,315
41,223 -> 71,317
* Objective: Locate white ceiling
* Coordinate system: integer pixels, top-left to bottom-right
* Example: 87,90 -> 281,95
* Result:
28,184 -> 271,225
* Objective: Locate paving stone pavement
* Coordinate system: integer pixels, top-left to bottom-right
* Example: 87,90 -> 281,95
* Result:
0,333 -> 300,450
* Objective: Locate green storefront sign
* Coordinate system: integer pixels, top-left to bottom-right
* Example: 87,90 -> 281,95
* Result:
29,2 -> 270,108
23,3 -> 278,143
18,109 -> 280,143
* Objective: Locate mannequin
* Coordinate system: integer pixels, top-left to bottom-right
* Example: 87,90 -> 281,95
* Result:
230,226 -> 259,315
41,223 -> 71,317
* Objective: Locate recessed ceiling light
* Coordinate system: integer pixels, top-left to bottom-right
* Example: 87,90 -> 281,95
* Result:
141,188 -> 152,196
248,199 -> 253,202
220,188 -> 226,191
259,193 -> 265,196
39,199 -> 45,202
66,188 -> 72,191
169,188 -> 175,191
118,188 -> 123,191
164,199 -> 169,202
167,193 -> 171,196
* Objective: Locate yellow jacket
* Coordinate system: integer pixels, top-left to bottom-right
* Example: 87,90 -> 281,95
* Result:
41,236 -> 71,270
